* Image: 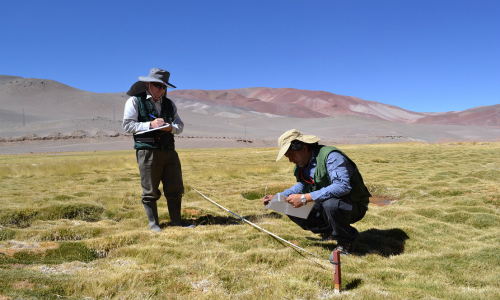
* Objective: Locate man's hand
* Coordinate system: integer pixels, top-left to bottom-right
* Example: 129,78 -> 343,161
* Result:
286,194 -> 303,208
262,194 -> 274,205
150,118 -> 165,128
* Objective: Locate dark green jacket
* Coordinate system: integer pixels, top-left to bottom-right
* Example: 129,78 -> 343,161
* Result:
133,92 -> 175,150
293,145 -> 371,207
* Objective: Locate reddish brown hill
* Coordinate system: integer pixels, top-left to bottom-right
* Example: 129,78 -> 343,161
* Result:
413,104 -> 500,127
168,88 -> 326,118
169,87 -> 428,122
169,87 -> 499,127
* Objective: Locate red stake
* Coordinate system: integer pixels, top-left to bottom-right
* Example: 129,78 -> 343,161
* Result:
332,250 -> 341,293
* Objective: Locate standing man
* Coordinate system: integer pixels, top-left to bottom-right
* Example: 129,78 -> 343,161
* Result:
123,68 -> 190,231
262,129 -> 371,256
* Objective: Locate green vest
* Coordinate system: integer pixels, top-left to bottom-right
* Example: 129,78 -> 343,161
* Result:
133,92 -> 176,150
293,145 -> 371,207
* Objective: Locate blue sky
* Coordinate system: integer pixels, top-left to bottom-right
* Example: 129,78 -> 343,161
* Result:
1,0 -> 499,113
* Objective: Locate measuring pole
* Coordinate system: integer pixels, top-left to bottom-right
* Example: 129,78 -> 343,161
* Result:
332,250 -> 341,293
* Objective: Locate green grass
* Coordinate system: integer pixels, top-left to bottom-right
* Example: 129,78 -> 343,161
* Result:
0,143 -> 499,299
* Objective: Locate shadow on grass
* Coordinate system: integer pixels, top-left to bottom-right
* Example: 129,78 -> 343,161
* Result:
182,213 -> 408,257
354,228 -> 409,257
185,212 -> 283,226
307,228 -> 409,257
188,214 -> 241,226
345,278 -> 363,291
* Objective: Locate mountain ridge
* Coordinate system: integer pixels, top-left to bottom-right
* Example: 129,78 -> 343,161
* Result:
2,75 -> 497,127
168,87 -> 499,126
0,75 -> 498,147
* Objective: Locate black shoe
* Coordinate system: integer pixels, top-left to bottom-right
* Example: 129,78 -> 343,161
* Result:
329,242 -> 353,261
319,233 -> 334,242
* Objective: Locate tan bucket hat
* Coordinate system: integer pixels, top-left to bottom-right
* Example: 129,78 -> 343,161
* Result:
276,129 -> 321,161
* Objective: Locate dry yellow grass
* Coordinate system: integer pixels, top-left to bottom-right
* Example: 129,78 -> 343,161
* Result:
1,142 -> 499,299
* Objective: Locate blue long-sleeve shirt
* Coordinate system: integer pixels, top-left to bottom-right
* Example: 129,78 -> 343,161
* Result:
281,150 -> 355,203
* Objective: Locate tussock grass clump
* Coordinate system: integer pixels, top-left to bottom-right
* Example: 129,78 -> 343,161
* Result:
0,228 -> 17,240
0,203 -> 105,227
29,225 -> 103,242
0,208 -> 39,228
39,202 -> 105,221
0,268 -> 78,300
0,242 -> 98,265
86,232 -> 146,258
0,144 -> 499,299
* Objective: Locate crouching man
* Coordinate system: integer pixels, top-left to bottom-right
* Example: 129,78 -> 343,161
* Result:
262,129 -> 371,256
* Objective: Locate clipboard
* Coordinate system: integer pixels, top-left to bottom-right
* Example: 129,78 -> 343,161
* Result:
263,193 -> 313,219
134,124 -> 172,135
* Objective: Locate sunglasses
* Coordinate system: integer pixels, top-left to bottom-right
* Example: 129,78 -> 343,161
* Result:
151,82 -> 167,89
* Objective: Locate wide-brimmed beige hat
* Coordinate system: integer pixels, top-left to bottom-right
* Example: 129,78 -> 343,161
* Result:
276,129 -> 320,161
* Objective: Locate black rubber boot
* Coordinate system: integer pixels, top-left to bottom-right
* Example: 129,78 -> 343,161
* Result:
167,199 -> 194,228
143,201 -> 162,232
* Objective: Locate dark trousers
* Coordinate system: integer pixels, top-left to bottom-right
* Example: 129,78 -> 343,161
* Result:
287,197 -> 367,243
136,148 -> 184,203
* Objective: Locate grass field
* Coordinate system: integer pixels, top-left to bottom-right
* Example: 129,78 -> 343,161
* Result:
1,142 -> 499,299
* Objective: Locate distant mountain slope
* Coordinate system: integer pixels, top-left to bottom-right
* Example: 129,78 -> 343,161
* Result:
169,88 -> 428,122
0,76 -> 498,129
169,87 -> 499,127
0,75 -> 22,85
0,77 -> 126,121
412,104 -> 500,127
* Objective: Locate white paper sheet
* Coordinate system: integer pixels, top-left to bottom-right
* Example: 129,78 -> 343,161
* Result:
263,193 -> 313,219
134,124 -> 172,135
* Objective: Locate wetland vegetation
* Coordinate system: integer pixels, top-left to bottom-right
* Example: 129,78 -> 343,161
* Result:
1,142 -> 499,299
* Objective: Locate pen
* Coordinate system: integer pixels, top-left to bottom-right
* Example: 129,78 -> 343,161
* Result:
149,114 -> 156,119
